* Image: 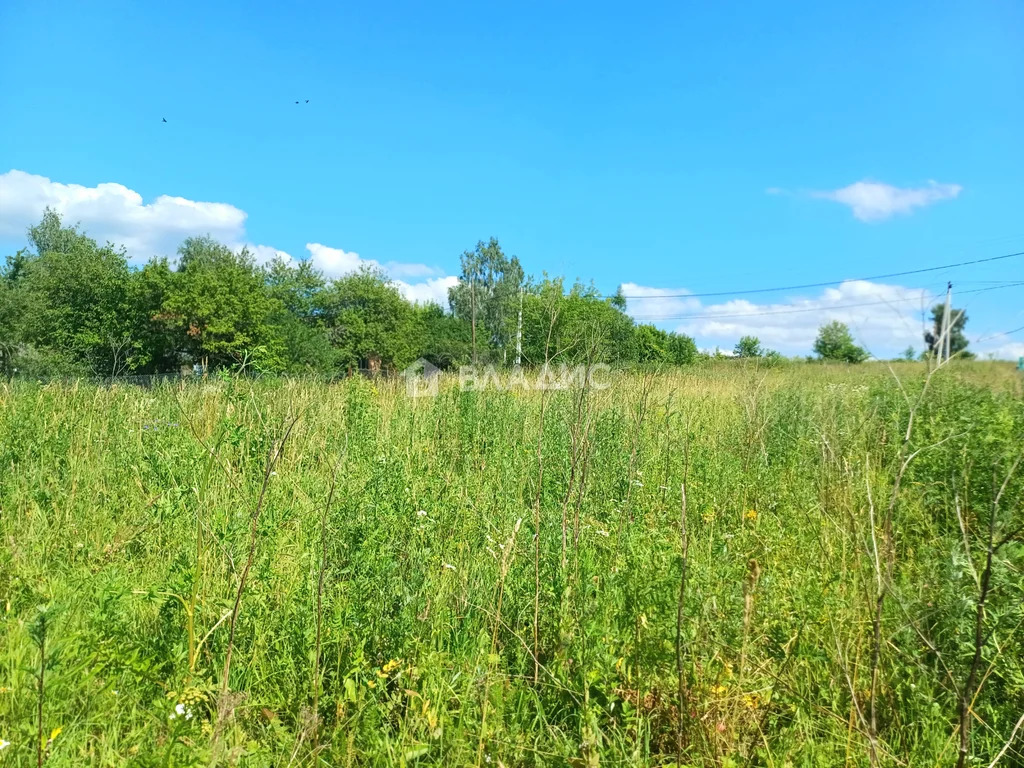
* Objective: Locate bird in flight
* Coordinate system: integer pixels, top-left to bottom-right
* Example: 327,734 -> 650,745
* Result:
162,118 -> 167,123
305,99 -> 309,103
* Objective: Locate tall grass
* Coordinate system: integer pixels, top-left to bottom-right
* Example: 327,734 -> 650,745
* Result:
0,362 -> 1022,766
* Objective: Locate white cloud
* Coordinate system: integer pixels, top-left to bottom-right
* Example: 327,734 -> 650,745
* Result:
625,279 -> 937,357
974,339 -> 1024,361
812,180 -> 962,222
306,242 -> 371,276
0,169 -> 249,259
395,275 -> 460,306
619,283 -> 700,322
305,242 -> 453,303
0,168 -> 456,304
387,261 -> 440,280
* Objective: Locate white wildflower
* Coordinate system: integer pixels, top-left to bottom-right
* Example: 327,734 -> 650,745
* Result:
169,702 -> 193,721
416,510 -> 427,517
0,739 -> 9,751
442,563 -> 456,572
596,529 -> 610,537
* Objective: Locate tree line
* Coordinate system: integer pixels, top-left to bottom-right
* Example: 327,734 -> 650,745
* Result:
0,211 -> 971,378
0,212 -> 702,378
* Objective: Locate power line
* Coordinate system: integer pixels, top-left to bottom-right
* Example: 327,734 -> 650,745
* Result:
953,278 -> 1024,284
615,250 -> 1024,300
974,324 -> 1024,344
626,282 -> 1019,321
631,292 -> 942,321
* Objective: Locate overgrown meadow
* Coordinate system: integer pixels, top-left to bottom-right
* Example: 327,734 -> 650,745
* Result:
1,363 -> 1023,767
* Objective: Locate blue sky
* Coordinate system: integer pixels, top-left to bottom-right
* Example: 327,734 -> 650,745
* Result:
2,0 -> 1023,357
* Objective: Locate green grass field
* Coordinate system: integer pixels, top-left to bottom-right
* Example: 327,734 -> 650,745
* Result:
1,362 -> 1023,767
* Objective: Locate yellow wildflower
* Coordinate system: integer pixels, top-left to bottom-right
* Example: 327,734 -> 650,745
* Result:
744,509 -> 757,521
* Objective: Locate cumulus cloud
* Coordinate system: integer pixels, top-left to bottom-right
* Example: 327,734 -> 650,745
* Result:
0,169 -> 250,259
304,242 -> 453,303
306,242 -> 369,276
973,337 -> 1024,361
619,283 -> 700,321
395,275 -> 460,306
0,168 -> 456,304
812,180 -> 962,222
985,342 -> 1024,359
625,279 -> 939,357
387,261 -> 440,280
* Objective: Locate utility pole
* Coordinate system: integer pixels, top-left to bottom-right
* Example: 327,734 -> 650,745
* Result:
515,285 -> 523,367
942,281 -> 952,363
470,272 -> 477,366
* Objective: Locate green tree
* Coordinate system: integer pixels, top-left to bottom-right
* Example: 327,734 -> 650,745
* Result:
17,211 -> 148,375
160,237 -> 282,370
0,253 -> 30,373
665,331 -> 698,365
634,324 -> 671,363
609,285 -> 627,311
813,321 -> 869,363
734,335 -> 763,358
518,277 -> 565,365
518,277 -> 640,366
415,302 -> 472,369
265,258 -> 326,320
132,258 -> 179,372
448,238 -> 524,364
318,267 -> 417,372
925,304 -> 973,359
27,208 -> 97,258
263,258 -> 336,373
1,249 -> 31,283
